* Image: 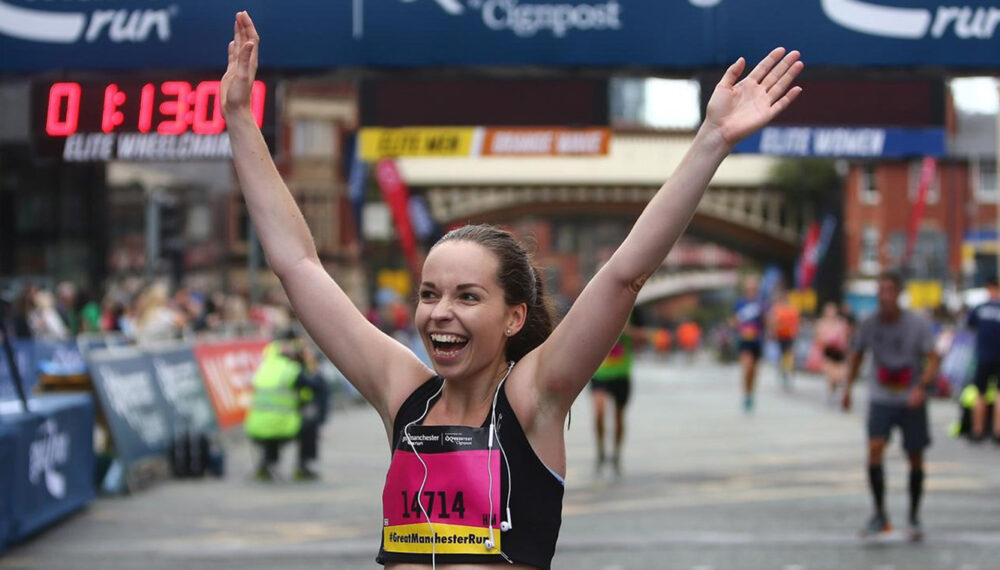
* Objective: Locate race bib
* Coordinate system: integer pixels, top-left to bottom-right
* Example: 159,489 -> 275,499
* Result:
739,323 -> 760,341
382,425 -> 501,555
876,366 -> 913,392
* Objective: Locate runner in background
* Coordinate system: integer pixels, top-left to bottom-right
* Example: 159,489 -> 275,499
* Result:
677,321 -> 702,362
844,272 -> 939,541
769,289 -> 800,391
733,276 -> 765,412
591,309 -> 646,478
815,302 -> 850,406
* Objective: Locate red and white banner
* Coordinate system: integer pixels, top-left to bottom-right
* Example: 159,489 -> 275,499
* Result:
797,221 -> 821,289
905,157 -> 937,265
375,159 -> 422,280
191,339 -> 269,429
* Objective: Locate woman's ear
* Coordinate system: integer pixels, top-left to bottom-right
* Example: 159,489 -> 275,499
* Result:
506,302 -> 528,336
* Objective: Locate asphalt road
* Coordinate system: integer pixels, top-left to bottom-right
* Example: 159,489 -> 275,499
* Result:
3,355 -> 999,569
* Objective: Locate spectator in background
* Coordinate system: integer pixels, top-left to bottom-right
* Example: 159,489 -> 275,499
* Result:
12,285 -> 37,340
133,282 -> 185,343
55,281 -> 80,335
78,289 -> 103,333
28,289 -> 70,341
967,277 -> 1000,443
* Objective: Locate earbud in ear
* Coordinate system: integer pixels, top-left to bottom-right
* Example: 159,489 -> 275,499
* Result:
500,521 -> 511,532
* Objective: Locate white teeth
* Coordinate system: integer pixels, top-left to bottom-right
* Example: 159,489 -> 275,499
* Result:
430,333 -> 467,343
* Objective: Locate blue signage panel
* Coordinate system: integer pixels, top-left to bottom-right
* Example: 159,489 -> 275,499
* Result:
0,394 -> 96,543
1,1 -> 998,71
0,421 -> 14,551
87,348 -> 172,467
733,126 -> 946,158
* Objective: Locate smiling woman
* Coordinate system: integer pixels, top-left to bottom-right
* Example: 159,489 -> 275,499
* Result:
221,10 -> 802,569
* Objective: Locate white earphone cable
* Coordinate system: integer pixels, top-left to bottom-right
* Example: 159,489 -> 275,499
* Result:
403,380 -> 445,570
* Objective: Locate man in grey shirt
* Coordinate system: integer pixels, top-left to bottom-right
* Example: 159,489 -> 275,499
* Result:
843,272 -> 939,541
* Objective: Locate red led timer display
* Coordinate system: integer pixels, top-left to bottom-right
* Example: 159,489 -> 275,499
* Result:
45,80 -> 266,137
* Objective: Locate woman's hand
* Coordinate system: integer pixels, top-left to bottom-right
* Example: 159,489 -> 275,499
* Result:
221,11 -> 259,118
704,47 -> 803,147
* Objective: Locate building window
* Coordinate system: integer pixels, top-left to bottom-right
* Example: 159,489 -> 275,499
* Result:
908,159 -> 940,204
860,225 -> 881,275
291,118 -> 336,160
973,159 -> 998,203
859,164 -> 879,204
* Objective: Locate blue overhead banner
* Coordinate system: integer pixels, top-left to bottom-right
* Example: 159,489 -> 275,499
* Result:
1,0 -> 999,72
733,126 -> 946,158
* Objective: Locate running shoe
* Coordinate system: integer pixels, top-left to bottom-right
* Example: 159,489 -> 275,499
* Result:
743,394 -> 754,413
860,513 -> 892,538
907,518 -> 923,542
294,467 -> 320,481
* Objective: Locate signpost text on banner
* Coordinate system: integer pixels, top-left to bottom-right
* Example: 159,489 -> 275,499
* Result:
191,339 -> 268,429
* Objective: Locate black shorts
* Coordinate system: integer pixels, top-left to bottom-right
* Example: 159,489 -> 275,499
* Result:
972,359 -> 1000,393
590,377 -> 631,408
823,346 -> 846,363
778,338 -> 794,353
738,341 -> 762,359
867,402 -> 931,452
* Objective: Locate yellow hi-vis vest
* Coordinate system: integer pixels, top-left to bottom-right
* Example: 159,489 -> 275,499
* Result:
244,342 -> 303,440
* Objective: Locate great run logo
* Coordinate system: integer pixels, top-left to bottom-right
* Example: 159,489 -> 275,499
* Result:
820,0 -> 1000,40
29,419 -> 70,499
0,0 -> 176,43
402,0 -> 622,38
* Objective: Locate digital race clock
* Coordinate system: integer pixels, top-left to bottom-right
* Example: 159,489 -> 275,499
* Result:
32,78 -> 275,162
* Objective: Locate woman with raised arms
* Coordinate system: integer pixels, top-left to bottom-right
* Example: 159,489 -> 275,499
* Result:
221,11 -> 802,569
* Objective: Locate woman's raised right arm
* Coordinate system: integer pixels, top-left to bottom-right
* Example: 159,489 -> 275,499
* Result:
221,12 -> 431,421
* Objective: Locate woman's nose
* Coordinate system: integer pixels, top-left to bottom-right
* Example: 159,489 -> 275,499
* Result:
429,296 -> 454,320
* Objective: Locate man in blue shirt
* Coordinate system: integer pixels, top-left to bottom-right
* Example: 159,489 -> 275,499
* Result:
967,277 -> 1000,442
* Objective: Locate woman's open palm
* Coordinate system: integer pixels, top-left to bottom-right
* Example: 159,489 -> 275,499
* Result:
705,47 -> 803,146
221,11 -> 259,116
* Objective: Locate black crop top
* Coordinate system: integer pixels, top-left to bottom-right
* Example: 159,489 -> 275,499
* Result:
376,376 -> 564,568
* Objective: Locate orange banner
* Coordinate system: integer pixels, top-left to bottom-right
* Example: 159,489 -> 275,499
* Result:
192,339 -> 269,429
481,128 -> 610,156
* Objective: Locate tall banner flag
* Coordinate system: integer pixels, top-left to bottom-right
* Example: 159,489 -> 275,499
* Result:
905,157 -> 937,265
375,159 -> 422,281
796,222 -> 821,290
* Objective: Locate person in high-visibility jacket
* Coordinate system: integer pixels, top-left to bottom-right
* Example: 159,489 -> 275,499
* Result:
245,332 -> 322,480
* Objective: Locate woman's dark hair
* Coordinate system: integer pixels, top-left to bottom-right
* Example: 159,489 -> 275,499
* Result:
433,224 -> 553,362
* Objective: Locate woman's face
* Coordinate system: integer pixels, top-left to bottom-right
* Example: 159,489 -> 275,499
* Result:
415,241 -> 523,380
